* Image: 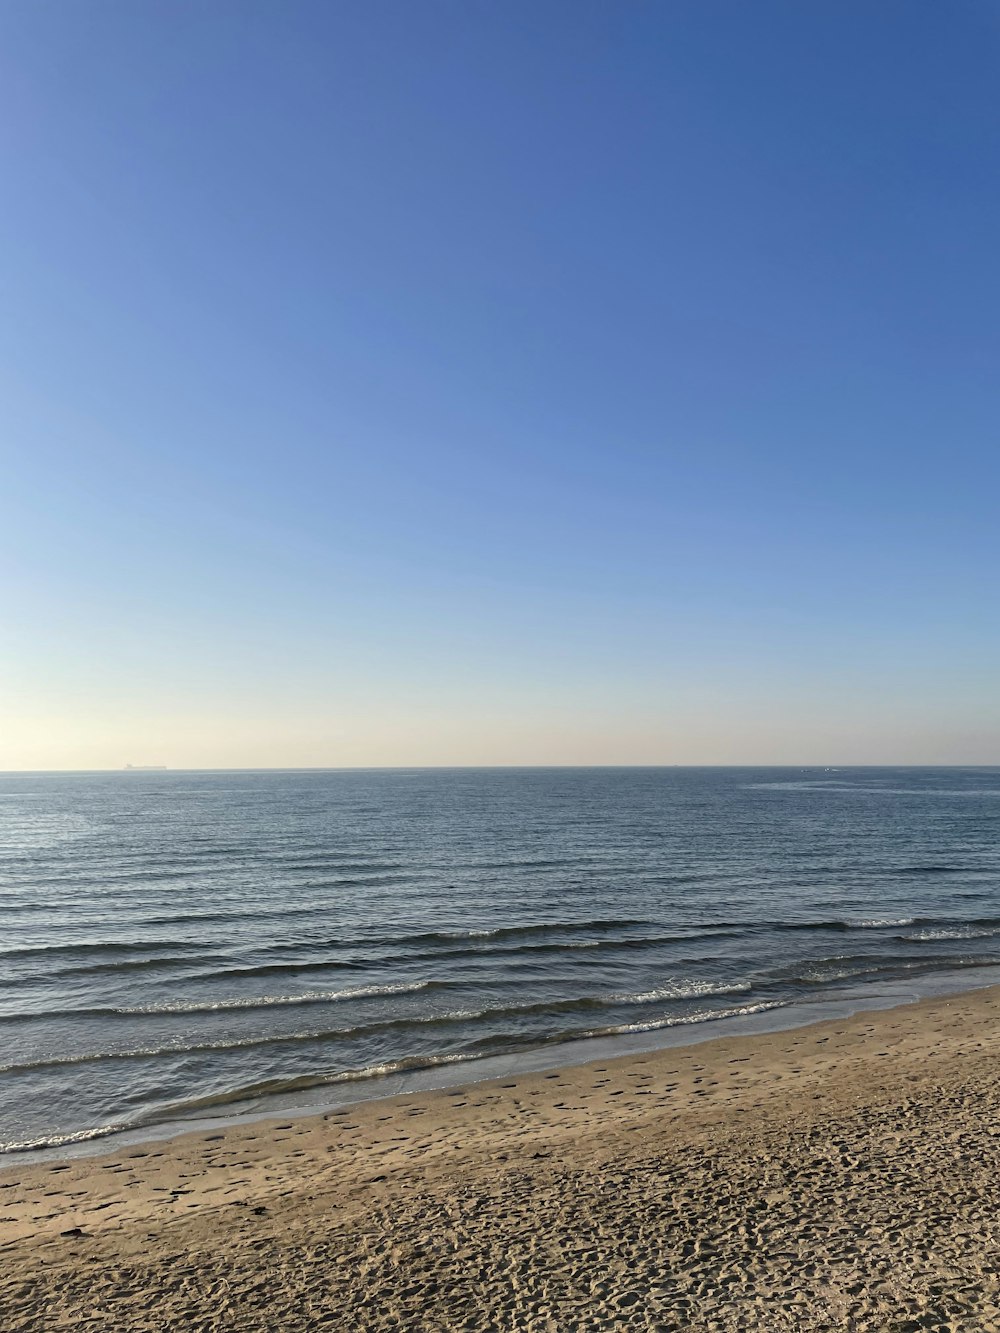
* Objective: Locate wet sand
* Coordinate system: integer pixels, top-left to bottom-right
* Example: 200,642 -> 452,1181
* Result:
3,986 -> 1000,1330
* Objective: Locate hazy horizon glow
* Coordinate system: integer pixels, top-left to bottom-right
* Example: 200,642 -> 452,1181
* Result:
3,2 -> 999,770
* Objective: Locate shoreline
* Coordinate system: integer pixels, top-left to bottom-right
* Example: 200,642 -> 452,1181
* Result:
3,983 -> 1000,1328
7,958 -> 1000,1170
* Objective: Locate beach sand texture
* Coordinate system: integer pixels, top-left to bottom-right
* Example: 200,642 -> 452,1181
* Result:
3,988 -> 1000,1331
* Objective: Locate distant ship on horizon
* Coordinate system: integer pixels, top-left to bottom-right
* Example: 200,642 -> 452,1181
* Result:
124,764 -> 167,771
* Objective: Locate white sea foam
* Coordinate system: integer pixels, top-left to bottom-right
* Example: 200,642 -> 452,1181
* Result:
590,999 -> 787,1037
901,926 -> 1000,942
0,1121 -> 131,1153
853,917 -> 915,928
327,1050 -> 476,1083
115,979 -> 431,1015
608,979 -> 751,1005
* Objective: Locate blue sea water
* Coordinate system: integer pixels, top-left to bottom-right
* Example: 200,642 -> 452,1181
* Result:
2,766 -> 999,1155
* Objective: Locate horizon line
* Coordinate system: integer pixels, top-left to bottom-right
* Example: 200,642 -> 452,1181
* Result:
1,763 -> 998,775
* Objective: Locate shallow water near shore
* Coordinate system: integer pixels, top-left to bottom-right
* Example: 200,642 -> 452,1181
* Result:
2,766 -> 999,1156
8,959 -> 1000,1169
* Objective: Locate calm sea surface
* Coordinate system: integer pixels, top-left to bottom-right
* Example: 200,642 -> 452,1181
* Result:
2,767 -> 1000,1155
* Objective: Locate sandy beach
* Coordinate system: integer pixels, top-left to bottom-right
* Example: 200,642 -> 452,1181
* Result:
3,987 -> 1000,1331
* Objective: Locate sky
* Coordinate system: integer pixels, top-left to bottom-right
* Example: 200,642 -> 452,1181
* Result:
2,1 -> 999,769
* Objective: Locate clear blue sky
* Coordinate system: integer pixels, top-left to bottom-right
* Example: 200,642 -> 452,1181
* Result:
2,1 -> 998,767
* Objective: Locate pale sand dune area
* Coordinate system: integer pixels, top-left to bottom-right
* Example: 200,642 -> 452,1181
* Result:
3,988 -> 1000,1330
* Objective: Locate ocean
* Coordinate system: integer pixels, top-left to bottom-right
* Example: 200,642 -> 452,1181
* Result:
2,766 -> 1000,1158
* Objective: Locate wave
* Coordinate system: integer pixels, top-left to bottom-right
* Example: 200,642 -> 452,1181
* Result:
0,1009 -> 496,1075
63,954 -> 236,978
851,917 -> 917,928
776,953 -> 998,986
0,938 -> 207,962
889,864 -> 969,875
771,914 -> 1000,938
12,911 -> 1000,991
0,917 -> 652,976
0,978 -> 448,1023
265,859 -> 406,873
115,979 -> 436,1015
0,983 -> 767,1075
387,930 -> 697,958
900,926 -> 1000,942
184,958 -> 364,981
178,936 -> 667,983
177,936 -> 668,982
769,915 -> 1000,934
23,911 -> 1000,981
606,979 -> 751,1004
0,1121 -> 134,1154
128,1000 -> 793,1121
463,858 -> 600,871
585,999 -> 788,1038
157,1052 -> 489,1112
0,975 -> 756,1028
126,905 -> 349,928
418,913 -> 993,944
770,917 -> 915,932
0,956 -> 224,989
367,918 -> 650,946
